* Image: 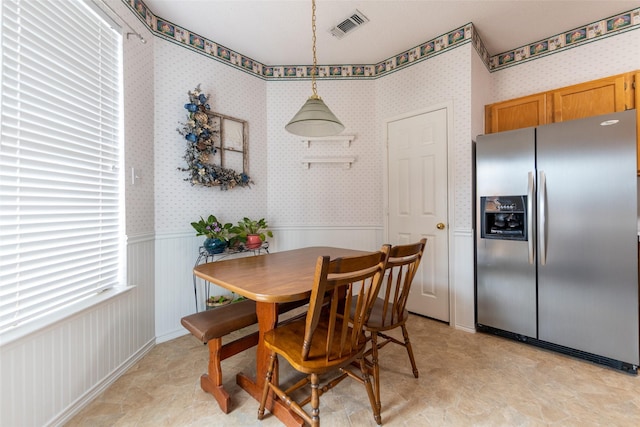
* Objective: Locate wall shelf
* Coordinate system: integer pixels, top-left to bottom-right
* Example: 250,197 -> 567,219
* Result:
301,156 -> 355,169
301,135 -> 355,148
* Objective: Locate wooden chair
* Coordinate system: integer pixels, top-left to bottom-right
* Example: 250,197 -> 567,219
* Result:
257,247 -> 390,426
362,238 -> 426,413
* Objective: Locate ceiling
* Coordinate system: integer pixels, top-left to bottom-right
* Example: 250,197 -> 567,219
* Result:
141,0 -> 640,65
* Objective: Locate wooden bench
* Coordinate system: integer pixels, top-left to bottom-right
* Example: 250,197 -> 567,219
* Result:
181,299 -> 305,413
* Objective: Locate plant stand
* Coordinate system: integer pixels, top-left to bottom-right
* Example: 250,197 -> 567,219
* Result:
192,242 -> 269,312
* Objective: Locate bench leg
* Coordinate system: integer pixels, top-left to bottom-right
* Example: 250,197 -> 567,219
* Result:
201,338 -> 231,413
200,332 -> 260,414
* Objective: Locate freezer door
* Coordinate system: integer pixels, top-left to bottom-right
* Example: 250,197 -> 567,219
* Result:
476,128 -> 537,338
537,110 -> 639,365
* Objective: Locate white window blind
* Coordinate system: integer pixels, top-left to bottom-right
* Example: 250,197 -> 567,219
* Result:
0,0 -> 123,332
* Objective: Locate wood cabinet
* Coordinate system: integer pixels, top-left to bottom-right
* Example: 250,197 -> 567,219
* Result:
552,74 -> 631,123
484,71 -> 639,172
485,93 -> 548,133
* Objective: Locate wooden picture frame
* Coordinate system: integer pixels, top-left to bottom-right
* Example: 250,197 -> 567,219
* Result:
206,111 -> 248,175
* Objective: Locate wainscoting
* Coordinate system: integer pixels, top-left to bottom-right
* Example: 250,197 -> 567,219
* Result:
0,234 -> 156,427
154,225 -> 384,343
1,227 -> 474,426
154,225 -> 475,343
451,228 -> 475,332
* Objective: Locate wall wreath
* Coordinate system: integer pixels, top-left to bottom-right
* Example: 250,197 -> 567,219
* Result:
177,85 -> 252,190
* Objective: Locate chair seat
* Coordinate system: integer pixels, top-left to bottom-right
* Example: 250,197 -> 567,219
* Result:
365,297 -> 409,331
264,316 -> 367,375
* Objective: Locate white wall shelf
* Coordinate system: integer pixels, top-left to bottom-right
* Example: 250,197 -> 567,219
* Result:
301,156 -> 356,169
301,135 -> 355,148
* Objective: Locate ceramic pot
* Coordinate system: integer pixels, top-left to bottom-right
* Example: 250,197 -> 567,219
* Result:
245,234 -> 262,249
203,238 -> 227,254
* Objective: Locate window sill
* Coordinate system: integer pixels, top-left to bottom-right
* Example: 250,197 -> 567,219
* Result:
0,286 -> 135,347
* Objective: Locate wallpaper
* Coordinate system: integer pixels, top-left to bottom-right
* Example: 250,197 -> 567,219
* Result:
266,79 -> 380,226
132,0 -> 640,238
122,13 -> 155,236
490,29 -> 640,102
153,41 -> 268,232
376,45 -> 474,230
123,0 -> 640,77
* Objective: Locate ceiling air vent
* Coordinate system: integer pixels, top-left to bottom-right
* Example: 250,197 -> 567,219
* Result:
329,9 -> 369,39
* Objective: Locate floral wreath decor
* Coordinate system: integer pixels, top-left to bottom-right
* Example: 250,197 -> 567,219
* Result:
177,85 -> 251,190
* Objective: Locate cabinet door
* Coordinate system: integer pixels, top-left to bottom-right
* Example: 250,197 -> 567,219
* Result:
552,75 -> 628,123
485,93 -> 547,134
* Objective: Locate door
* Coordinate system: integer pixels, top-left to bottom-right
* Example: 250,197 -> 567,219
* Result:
386,108 -> 449,322
475,128 -> 537,338
537,110 -> 639,365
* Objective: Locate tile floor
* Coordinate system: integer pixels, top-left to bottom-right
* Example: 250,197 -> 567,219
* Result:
66,315 -> 640,426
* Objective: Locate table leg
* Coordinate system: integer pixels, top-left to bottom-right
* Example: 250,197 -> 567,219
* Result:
236,301 -> 304,426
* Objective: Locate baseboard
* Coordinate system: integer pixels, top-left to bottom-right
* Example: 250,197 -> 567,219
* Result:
454,324 -> 476,334
156,327 -> 190,344
48,338 -> 156,427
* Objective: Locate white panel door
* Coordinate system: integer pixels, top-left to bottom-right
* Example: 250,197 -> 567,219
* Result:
387,108 -> 449,322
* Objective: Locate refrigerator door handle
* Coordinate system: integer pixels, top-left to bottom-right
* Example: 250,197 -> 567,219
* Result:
539,170 -> 547,265
527,171 -> 535,264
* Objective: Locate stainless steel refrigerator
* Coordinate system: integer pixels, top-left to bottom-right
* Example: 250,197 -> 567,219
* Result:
475,110 -> 639,372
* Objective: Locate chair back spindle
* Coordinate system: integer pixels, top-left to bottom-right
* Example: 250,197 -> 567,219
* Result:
302,250 -> 389,363
259,246 -> 391,426
359,238 -> 427,415
379,240 -> 426,327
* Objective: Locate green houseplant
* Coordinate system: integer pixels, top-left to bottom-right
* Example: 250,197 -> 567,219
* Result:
232,217 -> 273,249
191,215 -> 234,254
206,294 -> 232,308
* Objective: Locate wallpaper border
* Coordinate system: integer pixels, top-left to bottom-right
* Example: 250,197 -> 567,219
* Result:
122,0 -> 639,77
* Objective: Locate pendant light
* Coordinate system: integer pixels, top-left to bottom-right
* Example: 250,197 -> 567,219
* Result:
285,0 -> 345,137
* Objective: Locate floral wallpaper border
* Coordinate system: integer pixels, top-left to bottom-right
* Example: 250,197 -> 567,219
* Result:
124,0 -> 639,77
490,9 -> 640,70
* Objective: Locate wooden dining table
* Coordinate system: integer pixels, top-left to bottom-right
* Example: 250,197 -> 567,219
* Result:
193,246 -> 372,426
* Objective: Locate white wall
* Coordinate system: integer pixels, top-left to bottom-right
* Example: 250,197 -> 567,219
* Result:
153,44 -> 269,233
151,22 -> 640,343
375,44 -> 477,330
265,78 -> 384,252
152,39 -> 270,341
489,30 -> 640,103
0,1 -> 157,426
266,79 -> 381,229
3,1 -> 639,424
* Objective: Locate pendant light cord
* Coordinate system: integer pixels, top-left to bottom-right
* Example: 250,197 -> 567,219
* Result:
285,0 -> 345,135
311,0 -> 319,99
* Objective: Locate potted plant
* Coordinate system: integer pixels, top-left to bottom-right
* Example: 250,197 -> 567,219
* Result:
205,294 -> 232,308
191,214 -> 233,254
232,217 -> 273,249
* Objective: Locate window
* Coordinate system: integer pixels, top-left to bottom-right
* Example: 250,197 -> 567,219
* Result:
0,0 -> 124,336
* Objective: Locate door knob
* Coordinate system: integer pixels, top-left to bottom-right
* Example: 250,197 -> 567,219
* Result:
436,223 -> 446,230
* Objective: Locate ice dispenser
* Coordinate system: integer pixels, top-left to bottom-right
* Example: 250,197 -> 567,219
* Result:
480,195 -> 527,241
